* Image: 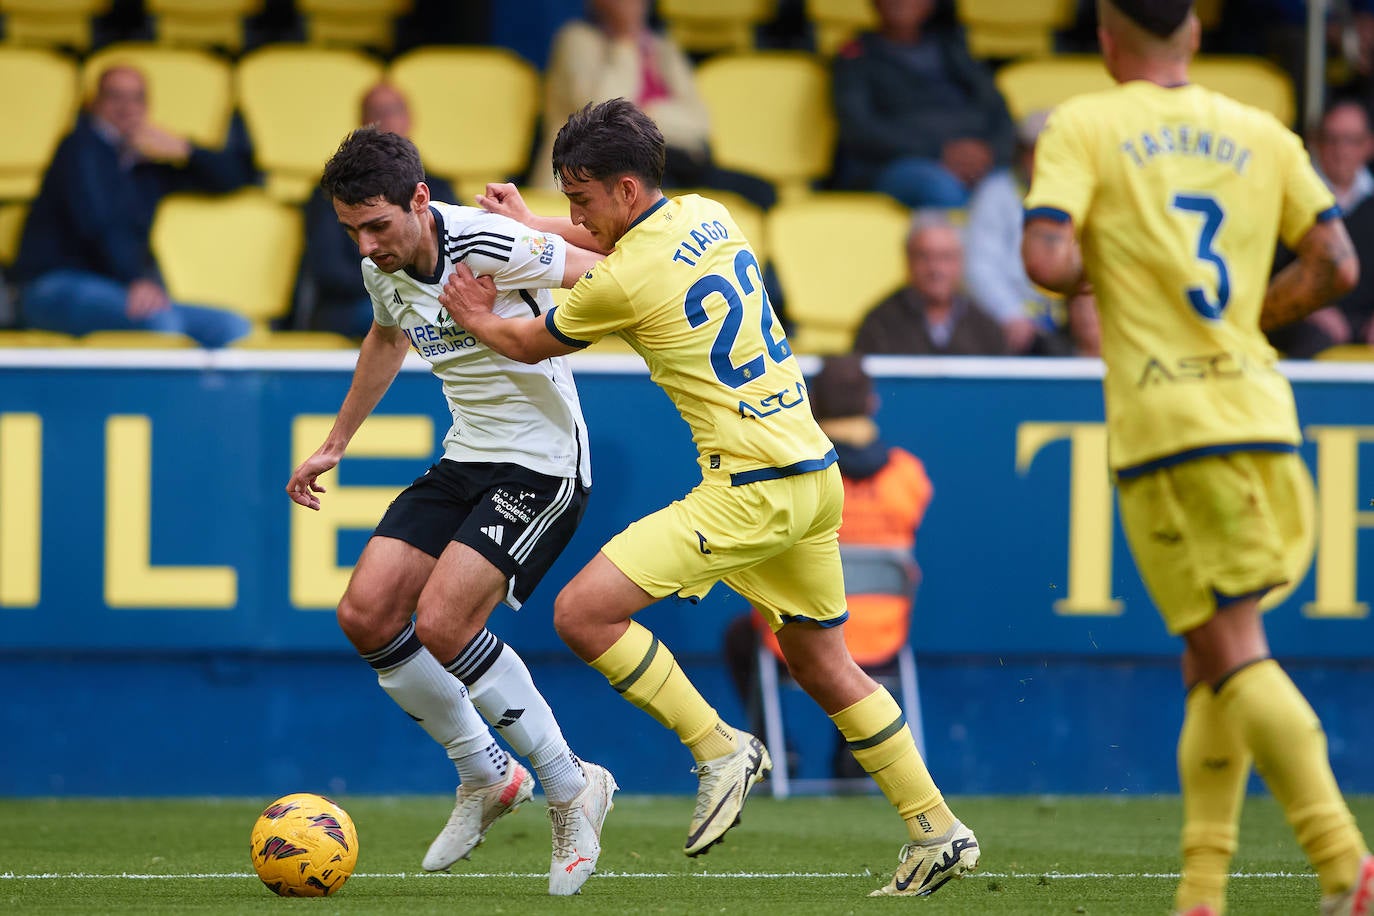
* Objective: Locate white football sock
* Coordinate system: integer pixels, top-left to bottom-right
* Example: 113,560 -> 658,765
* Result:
447,631 -> 587,803
365,622 -> 503,787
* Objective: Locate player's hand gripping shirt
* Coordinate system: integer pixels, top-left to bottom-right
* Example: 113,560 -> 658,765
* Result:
546,195 -> 835,486
1024,81 -> 1338,474
364,201 -> 591,486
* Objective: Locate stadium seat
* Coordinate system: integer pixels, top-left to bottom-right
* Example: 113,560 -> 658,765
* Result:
957,0 -> 1078,59
0,48 -> 79,200
695,52 -> 835,202
0,0 -> 110,52
150,189 -> 303,326
765,193 -> 911,354
145,0 -> 263,53
516,187 -> 572,219
82,44 -> 234,148
236,46 -> 384,202
1191,56 -> 1295,126
0,202 -> 28,266
229,329 -> 357,349
754,546 -> 925,798
298,0 -> 412,51
805,0 -> 878,56
657,0 -> 776,55
993,55 -> 1113,121
1313,344 -> 1374,361
79,330 -> 200,348
387,47 -> 538,197
0,329 -> 79,347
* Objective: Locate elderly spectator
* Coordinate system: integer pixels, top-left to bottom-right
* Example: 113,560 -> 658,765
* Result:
853,212 -> 1005,355
12,65 -> 256,347
832,0 -> 1014,208
298,82 -> 457,337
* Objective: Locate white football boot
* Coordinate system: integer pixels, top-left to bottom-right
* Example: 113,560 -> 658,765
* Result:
421,759 -> 533,871
547,761 -> 618,896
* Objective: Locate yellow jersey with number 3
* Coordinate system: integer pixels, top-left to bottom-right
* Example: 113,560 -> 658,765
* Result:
1024,80 -> 1338,475
546,194 -> 836,486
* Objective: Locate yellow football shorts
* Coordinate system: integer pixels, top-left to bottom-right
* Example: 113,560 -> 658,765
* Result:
1116,449 -> 1314,635
602,464 -> 848,629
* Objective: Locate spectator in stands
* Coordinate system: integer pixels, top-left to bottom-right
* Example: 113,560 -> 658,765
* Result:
723,354 -> 932,779
832,0 -> 1015,208
11,65 -> 256,347
1270,98 -> 1374,356
853,212 -> 1005,355
531,0 -> 774,208
298,82 -> 457,338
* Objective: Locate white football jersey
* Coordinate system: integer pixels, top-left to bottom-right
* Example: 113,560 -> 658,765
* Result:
365,202 -> 591,486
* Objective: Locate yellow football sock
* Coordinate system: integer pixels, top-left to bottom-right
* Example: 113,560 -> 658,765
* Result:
830,687 -> 952,841
1174,683 -> 1251,915
590,620 -> 736,762
1217,659 -> 1369,896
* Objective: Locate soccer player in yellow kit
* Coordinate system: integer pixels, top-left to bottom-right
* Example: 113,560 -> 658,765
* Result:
440,98 -> 981,898
1022,3 -> 1372,915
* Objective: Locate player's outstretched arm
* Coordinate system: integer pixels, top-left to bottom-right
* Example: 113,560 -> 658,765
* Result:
440,263 -> 577,364
1022,216 -> 1085,295
1261,218 -> 1360,332
476,182 -> 610,255
285,322 -> 411,510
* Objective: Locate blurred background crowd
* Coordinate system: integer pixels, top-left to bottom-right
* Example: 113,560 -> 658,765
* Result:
1,0 -> 1373,361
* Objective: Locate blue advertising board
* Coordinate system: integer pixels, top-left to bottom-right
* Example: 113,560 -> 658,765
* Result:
0,351 -> 1370,795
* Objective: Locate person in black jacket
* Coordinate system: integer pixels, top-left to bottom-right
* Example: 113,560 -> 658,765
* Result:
831,0 -> 1015,208
12,65 -> 257,347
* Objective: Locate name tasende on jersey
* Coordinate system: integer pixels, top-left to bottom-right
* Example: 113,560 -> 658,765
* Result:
1120,123 -> 1252,174
402,307 -> 478,359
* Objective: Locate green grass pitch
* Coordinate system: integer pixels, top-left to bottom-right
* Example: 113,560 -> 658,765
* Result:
3,794 -> 1370,914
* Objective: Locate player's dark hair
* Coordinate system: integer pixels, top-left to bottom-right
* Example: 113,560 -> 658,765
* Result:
1106,0 -> 1192,38
552,98 -> 665,189
320,126 -> 425,208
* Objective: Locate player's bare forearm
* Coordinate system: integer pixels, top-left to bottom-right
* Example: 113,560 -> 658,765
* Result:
1021,218 -> 1084,295
1261,219 -> 1360,332
462,310 -> 565,364
325,323 -> 410,453
533,216 -> 609,255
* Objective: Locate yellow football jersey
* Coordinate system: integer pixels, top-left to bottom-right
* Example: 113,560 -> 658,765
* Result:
547,194 -> 836,485
1024,80 -> 1338,474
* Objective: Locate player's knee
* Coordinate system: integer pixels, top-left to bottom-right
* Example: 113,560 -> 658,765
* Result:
335,592 -> 392,651
552,591 -> 586,647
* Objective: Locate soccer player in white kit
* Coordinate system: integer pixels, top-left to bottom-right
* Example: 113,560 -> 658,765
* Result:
285,127 -> 612,896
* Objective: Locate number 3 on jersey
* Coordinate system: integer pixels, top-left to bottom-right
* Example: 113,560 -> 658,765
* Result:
682,249 -> 791,388
1171,192 -> 1231,320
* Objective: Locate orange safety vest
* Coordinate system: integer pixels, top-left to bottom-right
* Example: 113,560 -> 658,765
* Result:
756,447 -> 932,667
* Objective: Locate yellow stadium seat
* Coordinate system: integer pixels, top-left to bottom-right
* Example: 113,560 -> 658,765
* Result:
150,189 -> 303,324
805,0 -> 878,56
236,46 -> 384,202
146,0 -> 263,52
994,55 -> 1113,121
657,0 -> 776,55
0,48 -> 79,200
229,329 -> 358,349
665,187 -> 767,259
1191,56 -> 1294,126
1313,344 -> 1374,361
516,187 -> 573,219
80,330 -> 200,348
957,0 -> 1077,59
82,44 -> 234,148
387,47 -> 538,196
0,202 -> 28,265
997,53 -> 1294,125
766,193 -> 911,355
0,0 -> 110,52
0,329 -> 79,347
299,0 -> 412,51
695,52 -> 834,202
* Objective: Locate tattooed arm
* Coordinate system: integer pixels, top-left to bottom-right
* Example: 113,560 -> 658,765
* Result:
1021,217 -> 1084,296
1261,219 -> 1360,332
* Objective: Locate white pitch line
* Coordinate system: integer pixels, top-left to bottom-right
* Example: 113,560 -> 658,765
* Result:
0,871 -> 1318,881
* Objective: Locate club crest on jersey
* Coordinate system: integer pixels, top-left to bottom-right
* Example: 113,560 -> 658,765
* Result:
522,233 -> 556,266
